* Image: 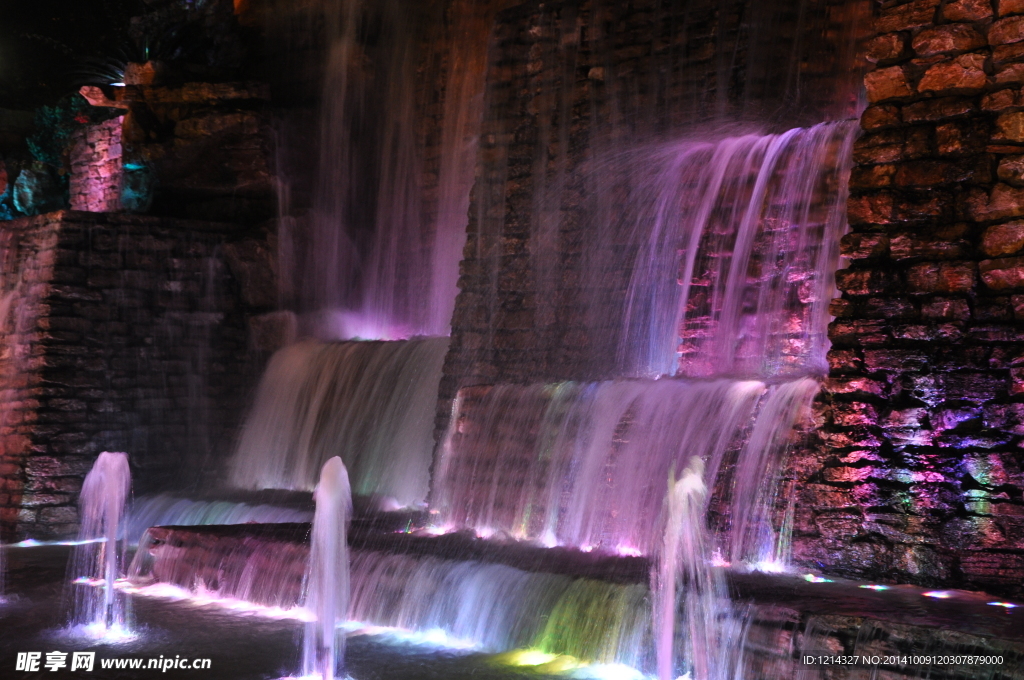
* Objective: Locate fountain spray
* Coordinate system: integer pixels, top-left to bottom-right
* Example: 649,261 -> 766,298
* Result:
654,456 -> 718,680
70,451 -> 132,632
301,456 -> 352,680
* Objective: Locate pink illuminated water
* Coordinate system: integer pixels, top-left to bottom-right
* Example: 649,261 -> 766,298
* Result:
69,452 -> 132,632
229,338 -> 447,506
276,0 -> 494,340
301,457 -> 352,680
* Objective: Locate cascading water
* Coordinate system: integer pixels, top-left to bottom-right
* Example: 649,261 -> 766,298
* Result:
124,494 -> 312,545
301,457 -> 352,680
68,452 -> 132,634
274,0 -> 498,339
229,338 -> 447,507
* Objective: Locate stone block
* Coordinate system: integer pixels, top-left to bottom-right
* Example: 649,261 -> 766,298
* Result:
999,0 -> 1024,14
982,88 -> 1024,111
866,33 -> 908,63
849,193 -> 896,225
865,67 -> 914,103
966,183 -> 1024,220
906,262 -> 977,293
994,111 -> 1024,141
921,297 -> 971,319
850,164 -> 897,189
839,232 -> 890,259
877,0 -> 941,33
994,62 -> 1024,84
917,53 -> 989,94
861,105 -> 902,132
835,268 -> 892,295
990,15 -> 1024,44
997,155 -> 1024,184
901,97 -> 975,122
981,220 -> 1024,255
944,0 -> 995,21
979,256 -> 1024,288
863,349 -> 929,372
912,24 -> 987,57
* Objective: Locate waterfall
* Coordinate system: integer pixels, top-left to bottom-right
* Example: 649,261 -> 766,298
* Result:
301,457 -> 352,680
273,0 -> 496,339
616,123 -> 857,378
124,494 -> 312,545
69,452 -> 132,633
229,338 -> 447,508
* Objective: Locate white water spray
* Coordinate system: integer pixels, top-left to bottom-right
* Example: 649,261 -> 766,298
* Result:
654,457 -> 722,680
69,452 -> 132,632
301,456 -> 352,680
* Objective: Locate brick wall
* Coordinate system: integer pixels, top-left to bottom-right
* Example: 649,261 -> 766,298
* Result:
69,117 -> 125,213
793,0 -> 1024,597
0,211 -> 271,541
439,0 -> 869,414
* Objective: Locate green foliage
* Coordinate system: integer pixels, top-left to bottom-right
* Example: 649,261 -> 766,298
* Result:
26,94 -> 121,169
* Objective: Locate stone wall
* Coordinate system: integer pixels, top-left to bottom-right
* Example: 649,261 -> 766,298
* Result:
793,0 -> 1024,597
0,211 -> 272,541
439,0 -> 869,423
69,117 -> 125,213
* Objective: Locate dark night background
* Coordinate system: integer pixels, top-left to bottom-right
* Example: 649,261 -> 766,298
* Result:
0,0 -> 142,110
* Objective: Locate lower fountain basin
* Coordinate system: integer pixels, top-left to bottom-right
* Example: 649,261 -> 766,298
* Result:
124,524 -> 1024,679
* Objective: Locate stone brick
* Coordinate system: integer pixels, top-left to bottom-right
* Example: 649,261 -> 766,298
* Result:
984,89 -> 1024,112
851,164 -> 897,188
995,111 -> 1024,142
849,193 -> 896,224
980,256 -> 1024,288
825,376 -> 888,397
839,232 -> 889,259
917,53 -> 989,94
982,220 -> 1024,255
890,226 -> 969,260
998,155 -> 1024,185
895,159 -> 971,186
921,297 -> 971,319
906,262 -> 978,292
835,268 -> 892,295
912,24 -> 987,57
861,105 -> 901,131
990,15 -> 1024,44
901,97 -> 975,122
866,33 -> 908,62
944,0 -> 995,21
995,62 -> 1024,84
993,41 -> 1024,65
967,183 -> 1024,220
863,349 -> 929,372
865,67 -> 914,103
877,0 -> 941,33
999,0 -> 1024,15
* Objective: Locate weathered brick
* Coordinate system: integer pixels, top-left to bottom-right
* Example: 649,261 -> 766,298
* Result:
998,154 -> 1024,184
980,256 -> 1024,289
865,66 -> 914,103
912,24 -> 987,57
866,33 -> 908,62
996,113 -> 1024,146
982,220 -> 1024,255
849,193 -> 896,224
917,53 -> 989,94
966,183 -> 1024,220
861,105 -> 902,130
877,0 -> 941,33
999,0 -> 1024,15
839,232 -> 890,259
990,15 -> 1024,44
901,97 -> 975,122
906,261 -> 978,292
944,0 -> 995,21
835,268 -> 893,295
